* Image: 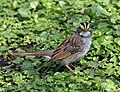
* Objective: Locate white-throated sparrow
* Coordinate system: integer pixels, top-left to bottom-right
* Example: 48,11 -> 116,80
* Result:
1,22 -> 92,73
44,22 -> 92,73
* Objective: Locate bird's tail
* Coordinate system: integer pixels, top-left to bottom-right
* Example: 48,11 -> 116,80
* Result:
0,50 -> 54,66
13,50 -> 54,58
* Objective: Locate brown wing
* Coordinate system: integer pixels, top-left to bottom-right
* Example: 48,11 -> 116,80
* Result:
52,34 -> 83,60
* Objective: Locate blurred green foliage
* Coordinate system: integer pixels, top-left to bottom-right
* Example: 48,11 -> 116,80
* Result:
0,0 -> 120,92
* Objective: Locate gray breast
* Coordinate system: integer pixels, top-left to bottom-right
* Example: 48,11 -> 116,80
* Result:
76,36 -> 92,59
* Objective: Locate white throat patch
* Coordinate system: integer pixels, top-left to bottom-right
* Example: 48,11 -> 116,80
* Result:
79,31 -> 90,37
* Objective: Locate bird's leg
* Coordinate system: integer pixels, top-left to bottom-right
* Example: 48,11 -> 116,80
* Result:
65,64 -> 75,74
70,64 -> 77,70
43,60 -> 54,74
56,64 -> 62,72
70,64 -> 84,71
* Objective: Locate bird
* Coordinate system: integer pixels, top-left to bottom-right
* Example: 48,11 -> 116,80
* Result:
0,22 -> 92,74
43,22 -> 92,73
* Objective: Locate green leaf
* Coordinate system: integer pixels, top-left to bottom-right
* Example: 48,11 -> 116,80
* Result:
114,38 -> 120,45
59,1 -> 66,7
18,8 -> 31,17
97,6 -> 110,16
110,14 -> 120,23
114,25 -> 120,31
102,79 -> 116,92
30,0 -> 39,9
110,56 -> 117,62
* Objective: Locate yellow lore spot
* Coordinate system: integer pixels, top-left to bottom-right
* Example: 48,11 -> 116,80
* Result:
86,24 -> 90,29
80,25 -> 84,30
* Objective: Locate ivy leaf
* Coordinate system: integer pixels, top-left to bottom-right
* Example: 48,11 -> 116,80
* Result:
97,5 -> 110,16
18,8 -> 31,17
30,0 -> 39,9
110,14 -> 120,24
114,38 -> 120,45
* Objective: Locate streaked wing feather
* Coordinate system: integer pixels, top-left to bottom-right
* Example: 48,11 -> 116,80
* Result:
52,34 -> 83,60
52,48 -> 71,60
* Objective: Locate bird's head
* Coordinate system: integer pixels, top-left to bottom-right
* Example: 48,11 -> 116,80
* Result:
77,22 -> 92,37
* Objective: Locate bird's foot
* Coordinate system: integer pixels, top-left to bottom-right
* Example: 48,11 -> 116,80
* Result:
65,64 -> 76,74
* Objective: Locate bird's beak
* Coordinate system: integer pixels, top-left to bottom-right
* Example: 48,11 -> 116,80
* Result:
84,28 -> 88,32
